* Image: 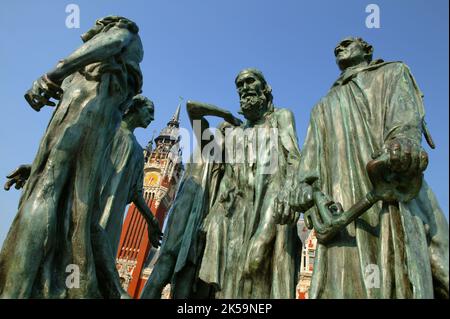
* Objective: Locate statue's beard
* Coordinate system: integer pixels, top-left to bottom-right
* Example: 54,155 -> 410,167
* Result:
240,94 -> 267,121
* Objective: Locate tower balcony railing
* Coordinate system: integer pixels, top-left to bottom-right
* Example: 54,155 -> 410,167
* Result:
144,161 -> 165,170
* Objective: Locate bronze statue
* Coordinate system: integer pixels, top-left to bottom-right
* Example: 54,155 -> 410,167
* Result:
93,95 -> 163,299
140,101 -> 242,299
197,69 -> 302,298
0,16 -> 144,298
97,95 -> 162,255
3,95 -> 163,299
280,37 -> 449,299
142,69 -> 302,299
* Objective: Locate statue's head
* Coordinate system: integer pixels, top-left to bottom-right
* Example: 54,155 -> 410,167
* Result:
81,15 -> 139,42
334,37 -> 373,71
124,95 -> 154,129
235,68 -> 273,122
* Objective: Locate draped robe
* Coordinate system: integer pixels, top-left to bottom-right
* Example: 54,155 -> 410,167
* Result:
98,126 -> 145,255
0,26 -> 143,298
299,61 -> 449,298
199,108 -> 302,298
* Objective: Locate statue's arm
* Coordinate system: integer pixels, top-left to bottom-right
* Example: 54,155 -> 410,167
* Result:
133,193 -> 163,248
186,100 -> 242,150
24,27 -> 135,111
277,108 -> 301,174
275,109 -> 313,220
382,63 -> 429,177
47,27 -> 134,84
275,107 -> 322,225
186,100 -> 237,123
383,63 -> 424,145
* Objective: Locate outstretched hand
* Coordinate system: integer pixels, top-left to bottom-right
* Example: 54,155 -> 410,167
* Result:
4,164 -> 31,191
24,74 -> 63,112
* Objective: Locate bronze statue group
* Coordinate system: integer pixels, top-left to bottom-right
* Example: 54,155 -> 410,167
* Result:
0,16 -> 448,299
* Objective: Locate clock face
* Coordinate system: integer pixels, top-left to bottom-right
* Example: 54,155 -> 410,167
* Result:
145,171 -> 160,186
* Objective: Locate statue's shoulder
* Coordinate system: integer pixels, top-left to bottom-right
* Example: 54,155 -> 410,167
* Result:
272,107 -> 296,125
373,62 -> 419,89
273,107 -> 294,118
371,60 -> 410,75
310,98 -> 327,116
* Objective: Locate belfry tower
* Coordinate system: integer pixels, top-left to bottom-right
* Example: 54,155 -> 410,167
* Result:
115,105 -> 183,298
296,218 -> 317,299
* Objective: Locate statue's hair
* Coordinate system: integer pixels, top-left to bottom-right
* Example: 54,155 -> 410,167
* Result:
235,68 -> 274,106
81,16 -> 139,43
123,95 -> 153,118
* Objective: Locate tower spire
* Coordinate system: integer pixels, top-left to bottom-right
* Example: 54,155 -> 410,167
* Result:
150,130 -> 156,144
155,98 -> 182,143
167,96 -> 182,127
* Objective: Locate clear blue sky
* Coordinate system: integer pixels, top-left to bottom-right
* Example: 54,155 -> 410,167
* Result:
0,0 -> 448,246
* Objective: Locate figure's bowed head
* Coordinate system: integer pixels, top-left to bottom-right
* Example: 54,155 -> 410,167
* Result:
123,95 -> 155,129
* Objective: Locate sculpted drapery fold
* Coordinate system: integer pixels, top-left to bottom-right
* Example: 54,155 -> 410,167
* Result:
299,61 -> 448,299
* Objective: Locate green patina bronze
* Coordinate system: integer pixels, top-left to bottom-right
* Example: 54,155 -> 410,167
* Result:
0,16 -> 145,298
282,37 -> 449,299
1,24 -> 447,300
93,95 -> 162,299
140,100 -> 240,299
198,69 -> 301,298
142,69 -> 302,299
3,95 -> 162,299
